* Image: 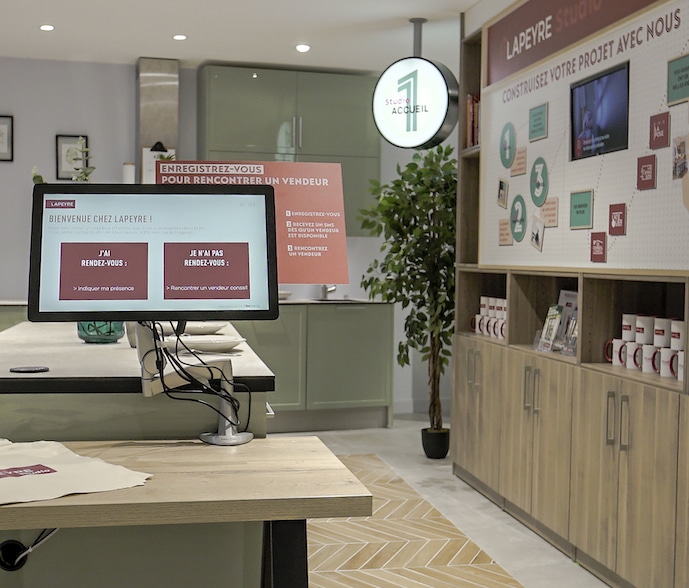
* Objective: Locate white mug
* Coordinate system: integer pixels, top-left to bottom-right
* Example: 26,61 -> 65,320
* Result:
625,341 -> 643,370
488,297 -> 496,318
487,317 -> 497,338
642,344 -> 659,374
497,318 -> 506,340
653,317 -> 671,348
679,351 -> 685,382
621,313 -> 637,342
604,338 -> 626,367
481,316 -> 492,336
496,298 -> 507,319
480,296 -> 489,316
671,319 -> 685,351
636,315 -> 655,344
472,314 -> 484,335
659,347 -> 678,378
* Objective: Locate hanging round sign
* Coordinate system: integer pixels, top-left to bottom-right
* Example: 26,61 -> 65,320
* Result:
372,57 -> 458,149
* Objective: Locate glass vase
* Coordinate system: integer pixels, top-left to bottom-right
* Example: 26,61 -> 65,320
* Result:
77,321 -> 125,344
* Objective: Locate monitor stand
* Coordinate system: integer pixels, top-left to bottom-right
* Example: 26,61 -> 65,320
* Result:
135,322 -> 253,446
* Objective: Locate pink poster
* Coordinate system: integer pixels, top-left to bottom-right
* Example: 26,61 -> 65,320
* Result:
157,161 -> 349,285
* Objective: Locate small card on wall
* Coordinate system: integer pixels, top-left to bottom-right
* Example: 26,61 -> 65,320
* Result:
637,154 -> 657,190
530,214 -> 545,252
590,232 -> 607,263
510,147 -> 527,176
499,219 -> 514,245
609,203 -> 626,235
650,112 -> 670,149
540,197 -> 559,227
570,190 -> 593,229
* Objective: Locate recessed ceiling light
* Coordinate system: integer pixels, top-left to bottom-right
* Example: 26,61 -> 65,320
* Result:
173,34 -> 187,41
39,24 -> 55,32
296,44 -> 311,53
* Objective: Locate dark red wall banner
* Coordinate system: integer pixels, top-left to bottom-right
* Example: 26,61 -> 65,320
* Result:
486,0 -> 659,86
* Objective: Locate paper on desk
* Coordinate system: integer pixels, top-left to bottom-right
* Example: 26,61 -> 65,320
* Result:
0,439 -> 152,505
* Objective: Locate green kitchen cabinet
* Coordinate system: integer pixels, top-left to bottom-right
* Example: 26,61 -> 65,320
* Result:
198,64 -> 380,236
233,305 -> 307,411
232,302 -> 393,418
305,302 -> 393,410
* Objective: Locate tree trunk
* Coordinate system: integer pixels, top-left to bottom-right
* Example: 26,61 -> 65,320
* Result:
427,331 -> 443,430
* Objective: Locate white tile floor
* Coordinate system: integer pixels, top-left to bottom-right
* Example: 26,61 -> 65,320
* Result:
276,414 -> 608,588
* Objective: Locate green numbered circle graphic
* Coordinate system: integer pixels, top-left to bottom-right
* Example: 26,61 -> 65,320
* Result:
499,122 -> 517,169
510,194 -> 527,242
530,157 -> 548,207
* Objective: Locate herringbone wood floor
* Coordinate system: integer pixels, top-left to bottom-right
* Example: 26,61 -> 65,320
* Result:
308,454 -> 524,587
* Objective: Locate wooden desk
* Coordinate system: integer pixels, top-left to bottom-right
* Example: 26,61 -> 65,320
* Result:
0,436 -> 372,587
0,322 -> 275,441
0,321 -> 274,394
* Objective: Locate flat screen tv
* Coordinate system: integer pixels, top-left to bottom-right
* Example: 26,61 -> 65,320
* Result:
571,61 -> 630,161
28,183 -> 279,323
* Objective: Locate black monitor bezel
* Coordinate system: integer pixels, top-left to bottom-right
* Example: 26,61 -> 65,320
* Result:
28,183 -> 279,322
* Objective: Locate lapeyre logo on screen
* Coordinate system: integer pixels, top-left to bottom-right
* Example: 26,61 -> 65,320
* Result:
46,199 -> 76,209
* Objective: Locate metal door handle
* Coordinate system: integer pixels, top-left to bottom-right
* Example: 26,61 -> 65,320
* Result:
605,390 -> 616,445
533,368 -> 541,414
620,394 -> 630,450
523,365 -> 532,410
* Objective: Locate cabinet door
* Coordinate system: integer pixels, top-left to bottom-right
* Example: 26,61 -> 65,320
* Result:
200,65 -> 297,156
569,369 -> 619,570
472,338 -> 504,490
530,356 -> 575,538
500,349 -> 534,512
306,304 -> 392,409
675,395 -> 689,588
452,335 -> 474,471
615,380 -> 678,588
232,305 -> 307,410
296,72 -> 379,157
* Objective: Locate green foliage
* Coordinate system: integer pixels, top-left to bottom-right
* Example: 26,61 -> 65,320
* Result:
359,144 -> 457,430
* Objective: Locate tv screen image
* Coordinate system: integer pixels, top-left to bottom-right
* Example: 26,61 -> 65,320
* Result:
571,61 -> 630,160
28,183 -> 279,322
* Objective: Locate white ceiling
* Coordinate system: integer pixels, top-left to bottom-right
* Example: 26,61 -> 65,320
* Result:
1,0 -> 478,74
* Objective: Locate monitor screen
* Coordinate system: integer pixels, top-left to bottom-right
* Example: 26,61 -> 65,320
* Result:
571,61 -> 629,161
28,183 -> 279,322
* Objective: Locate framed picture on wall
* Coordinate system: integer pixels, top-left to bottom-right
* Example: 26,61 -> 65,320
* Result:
0,116 -> 14,162
56,135 -> 87,180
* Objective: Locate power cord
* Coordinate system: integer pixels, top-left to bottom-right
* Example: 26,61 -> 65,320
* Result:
0,529 -> 59,571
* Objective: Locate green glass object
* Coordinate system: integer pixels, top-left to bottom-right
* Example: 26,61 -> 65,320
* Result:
77,321 -> 125,344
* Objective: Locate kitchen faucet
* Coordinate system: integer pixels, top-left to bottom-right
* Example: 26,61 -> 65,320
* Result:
321,284 -> 337,299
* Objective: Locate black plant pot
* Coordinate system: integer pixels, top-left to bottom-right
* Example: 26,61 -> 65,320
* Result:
421,428 -> 450,459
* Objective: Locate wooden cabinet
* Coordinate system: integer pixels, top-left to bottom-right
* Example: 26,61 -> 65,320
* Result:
452,334 -> 503,491
500,348 -> 575,539
452,13 -> 688,588
197,64 -> 380,236
570,369 -> 679,587
233,303 -> 393,420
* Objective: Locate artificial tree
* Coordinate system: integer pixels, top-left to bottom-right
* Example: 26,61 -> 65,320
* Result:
359,144 -> 457,457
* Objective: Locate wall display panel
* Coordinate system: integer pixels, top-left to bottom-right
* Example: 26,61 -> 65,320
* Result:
479,0 -> 689,270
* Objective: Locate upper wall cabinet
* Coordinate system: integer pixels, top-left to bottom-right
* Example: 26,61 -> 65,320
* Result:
198,65 -> 381,236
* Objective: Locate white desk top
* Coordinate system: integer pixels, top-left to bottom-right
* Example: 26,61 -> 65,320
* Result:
0,436 -> 372,530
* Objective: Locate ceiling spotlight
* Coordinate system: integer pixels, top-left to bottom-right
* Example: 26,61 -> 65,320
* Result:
39,24 -> 55,32
173,34 -> 187,41
296,44 -> 311,53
